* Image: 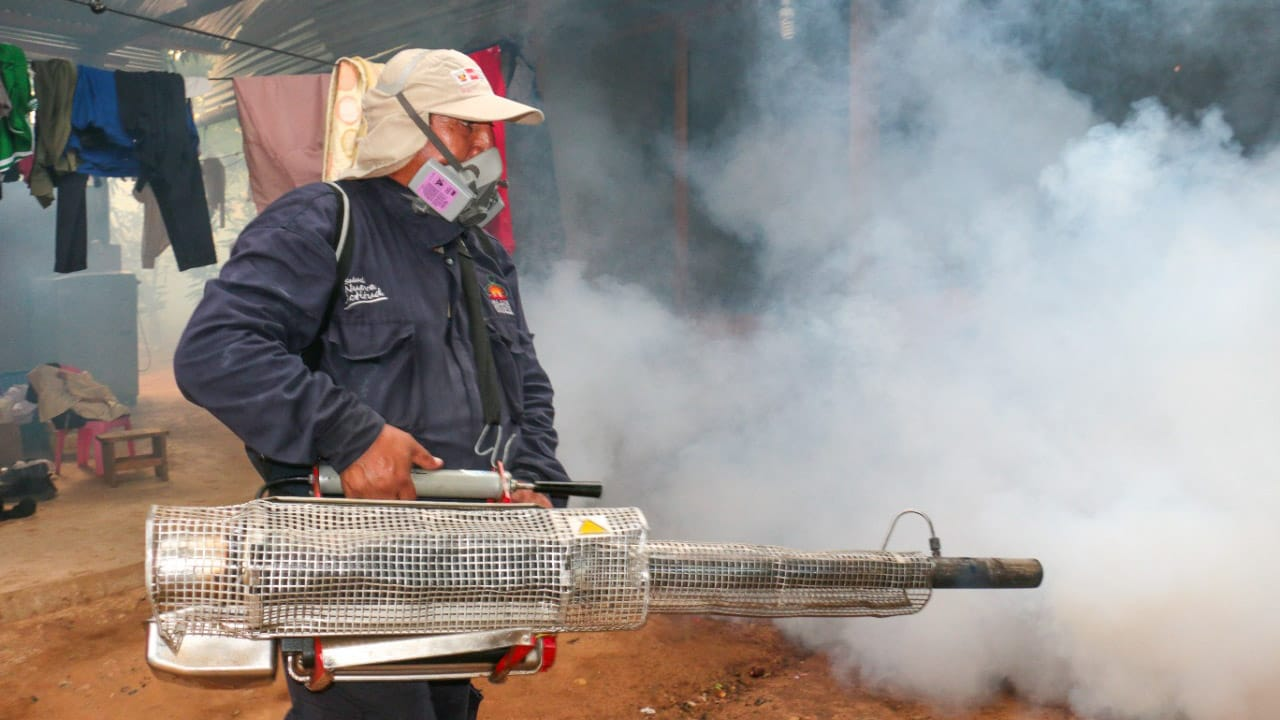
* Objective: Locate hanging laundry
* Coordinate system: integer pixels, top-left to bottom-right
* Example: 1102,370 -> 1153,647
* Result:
55,65 -> 129,272
133,182 -> 171,268
0,44 -> 34,175
67,65 -> 139,177
53,171 -> 88,273
0,154 -> 34,200
234,73 -> 330,212
201,156 -> 225,228
29,59 -> 78,208
115,70 -> 216,270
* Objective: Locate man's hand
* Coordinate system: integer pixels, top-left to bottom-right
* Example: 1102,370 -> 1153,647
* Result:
509,488 -> 553,509
340,425 -> 442,500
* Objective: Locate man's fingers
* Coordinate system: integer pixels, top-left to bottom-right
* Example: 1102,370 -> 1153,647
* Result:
417,448 -> 448,471
510,489 -> 553,509
396,481 -> 418,501
411,445 -> 443,471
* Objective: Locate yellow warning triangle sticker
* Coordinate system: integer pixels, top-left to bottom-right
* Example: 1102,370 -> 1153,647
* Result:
578,518 -> 608,535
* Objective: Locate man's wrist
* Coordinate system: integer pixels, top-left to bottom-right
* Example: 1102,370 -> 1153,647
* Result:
319,413 -> 385,473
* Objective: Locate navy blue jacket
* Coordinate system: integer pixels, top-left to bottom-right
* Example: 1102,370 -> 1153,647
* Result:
174,177 -> 570,485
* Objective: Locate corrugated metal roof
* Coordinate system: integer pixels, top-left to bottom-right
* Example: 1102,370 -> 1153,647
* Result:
2,0 -> 710,124
4,0 -> 239,68
0,0 -> 555,123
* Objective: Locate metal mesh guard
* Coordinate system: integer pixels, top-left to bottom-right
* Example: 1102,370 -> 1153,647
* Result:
647,542 -> 931,617
148,500 -> 651,645
148,499 -> 933,647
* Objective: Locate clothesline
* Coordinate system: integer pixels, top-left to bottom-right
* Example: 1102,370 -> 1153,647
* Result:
1,44 -> 220,273
57,0 -> 334,70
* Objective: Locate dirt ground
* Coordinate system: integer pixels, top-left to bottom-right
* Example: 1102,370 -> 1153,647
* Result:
0,371 -> 1074,720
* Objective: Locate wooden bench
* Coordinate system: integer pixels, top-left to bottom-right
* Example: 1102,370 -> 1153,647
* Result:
97,427 -> 169,487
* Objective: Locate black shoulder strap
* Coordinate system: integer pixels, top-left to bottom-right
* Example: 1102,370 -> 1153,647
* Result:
457,230 -> 503,427
473,228 -> 499,260
300,181 -> 353,369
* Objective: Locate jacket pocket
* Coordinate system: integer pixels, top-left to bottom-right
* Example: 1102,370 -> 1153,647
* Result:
321,321 -> 416,410
328,320 -> 414,360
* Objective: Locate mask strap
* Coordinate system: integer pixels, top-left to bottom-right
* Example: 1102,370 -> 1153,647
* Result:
395,93 -> 471,178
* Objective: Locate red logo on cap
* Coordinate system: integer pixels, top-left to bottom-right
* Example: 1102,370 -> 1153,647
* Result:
453,68 -> 482,86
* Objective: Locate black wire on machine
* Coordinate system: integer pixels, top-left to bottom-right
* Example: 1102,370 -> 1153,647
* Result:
255,476 -> 312,499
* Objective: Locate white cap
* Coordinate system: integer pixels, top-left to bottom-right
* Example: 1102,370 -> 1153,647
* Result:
340,49 -> 543,179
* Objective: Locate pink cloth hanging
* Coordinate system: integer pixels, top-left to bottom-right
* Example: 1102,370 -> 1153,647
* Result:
234,74 -> 331,212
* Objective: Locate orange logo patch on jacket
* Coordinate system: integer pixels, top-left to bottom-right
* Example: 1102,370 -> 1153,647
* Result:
486,280 -> 514,315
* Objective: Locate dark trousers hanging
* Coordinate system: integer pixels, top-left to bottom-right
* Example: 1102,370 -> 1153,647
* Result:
114,71 -> 217,270
54,172 -> 88,273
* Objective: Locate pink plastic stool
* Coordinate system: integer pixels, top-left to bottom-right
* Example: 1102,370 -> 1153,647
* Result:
53,416 -> 133,476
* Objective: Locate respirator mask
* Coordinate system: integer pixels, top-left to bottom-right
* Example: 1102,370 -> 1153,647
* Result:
395,93 -> 505,227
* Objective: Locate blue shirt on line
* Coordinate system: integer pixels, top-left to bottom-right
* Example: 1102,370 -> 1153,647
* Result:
68,65 -> 198,178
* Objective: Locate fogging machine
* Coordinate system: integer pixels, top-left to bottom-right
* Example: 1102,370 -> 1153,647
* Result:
146,470 -> 1042,690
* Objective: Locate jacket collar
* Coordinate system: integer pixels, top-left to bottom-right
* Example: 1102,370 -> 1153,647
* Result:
365,176 -> 466,250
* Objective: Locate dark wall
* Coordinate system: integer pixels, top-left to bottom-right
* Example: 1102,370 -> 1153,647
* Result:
1014,0 -> 1280,153
538,19 -> 678,299
534,0 -> 853,313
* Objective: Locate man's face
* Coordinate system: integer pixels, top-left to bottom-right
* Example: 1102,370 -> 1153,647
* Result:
424,114 -> 495,164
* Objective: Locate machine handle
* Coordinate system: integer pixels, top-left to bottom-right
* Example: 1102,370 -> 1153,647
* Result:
516,479 -> 603,498
315,466 -> 603,500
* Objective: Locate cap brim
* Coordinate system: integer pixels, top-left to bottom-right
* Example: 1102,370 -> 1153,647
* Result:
428,94 -> 545,125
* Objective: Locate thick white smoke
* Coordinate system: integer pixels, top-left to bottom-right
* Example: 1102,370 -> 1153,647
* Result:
525,2 -> 1280,718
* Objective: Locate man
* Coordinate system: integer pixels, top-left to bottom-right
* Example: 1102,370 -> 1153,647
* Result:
174,48 -> 571,720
